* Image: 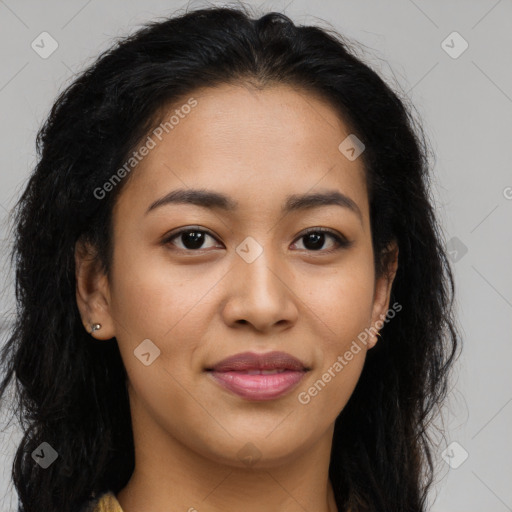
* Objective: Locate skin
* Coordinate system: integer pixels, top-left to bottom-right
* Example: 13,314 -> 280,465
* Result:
76,82 -> 398,512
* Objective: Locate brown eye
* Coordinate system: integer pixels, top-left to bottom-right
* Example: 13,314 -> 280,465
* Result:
163,227 -> 221,251
291,228 -> 352,253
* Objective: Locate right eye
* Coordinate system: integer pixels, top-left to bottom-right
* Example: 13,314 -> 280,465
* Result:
162,227 -> 223,252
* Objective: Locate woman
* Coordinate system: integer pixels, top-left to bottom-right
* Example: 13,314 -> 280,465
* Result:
0,4 -> 460,512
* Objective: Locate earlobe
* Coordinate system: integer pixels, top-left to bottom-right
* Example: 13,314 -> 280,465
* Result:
74,238 -> 115,340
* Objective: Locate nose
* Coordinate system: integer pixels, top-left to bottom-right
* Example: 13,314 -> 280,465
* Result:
220,247 -> 299,333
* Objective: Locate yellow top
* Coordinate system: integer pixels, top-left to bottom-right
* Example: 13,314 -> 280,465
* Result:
90,490 -> 344,511
92,491 -> 124,512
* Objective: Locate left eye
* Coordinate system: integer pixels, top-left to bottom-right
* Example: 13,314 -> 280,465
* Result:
291,228 -> 350,252
163,227 -> 350,253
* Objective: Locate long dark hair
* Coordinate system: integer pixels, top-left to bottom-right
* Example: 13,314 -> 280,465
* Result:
0,4 -> 461,511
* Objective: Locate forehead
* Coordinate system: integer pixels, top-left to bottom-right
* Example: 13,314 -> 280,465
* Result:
115,82 -> 369,223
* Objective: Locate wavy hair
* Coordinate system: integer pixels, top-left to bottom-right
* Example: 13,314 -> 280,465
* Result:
0,4 -> 461,511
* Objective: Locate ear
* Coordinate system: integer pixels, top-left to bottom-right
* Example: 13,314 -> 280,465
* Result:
75,237 -> 116,340
367,240 -> 399,349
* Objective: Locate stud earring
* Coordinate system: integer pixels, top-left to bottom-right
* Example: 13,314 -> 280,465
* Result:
90,323 -> 102,334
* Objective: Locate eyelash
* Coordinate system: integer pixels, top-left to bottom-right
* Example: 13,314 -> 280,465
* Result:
162,226 -> 352,254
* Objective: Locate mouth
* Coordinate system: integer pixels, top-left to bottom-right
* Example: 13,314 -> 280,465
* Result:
205,351 -> 310,401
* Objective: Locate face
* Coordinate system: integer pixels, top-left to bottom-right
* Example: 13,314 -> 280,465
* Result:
76,82 -> 397,468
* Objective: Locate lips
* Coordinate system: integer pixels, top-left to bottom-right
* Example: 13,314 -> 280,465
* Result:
206,351 -> 310,401
207,350 -> 309,372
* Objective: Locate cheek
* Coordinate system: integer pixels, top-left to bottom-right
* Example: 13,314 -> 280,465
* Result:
306,252 -> 375,342
108,244 -> 224,382
109,241 -> 206,337
298,252 -> 374,408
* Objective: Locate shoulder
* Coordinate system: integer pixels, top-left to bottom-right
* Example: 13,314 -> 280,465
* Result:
86,491 -> 124,512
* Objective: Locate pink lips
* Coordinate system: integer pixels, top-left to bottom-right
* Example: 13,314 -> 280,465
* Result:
206,351 -> 309,401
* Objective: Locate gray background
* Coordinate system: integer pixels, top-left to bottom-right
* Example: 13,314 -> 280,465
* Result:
0,0 -> 511,510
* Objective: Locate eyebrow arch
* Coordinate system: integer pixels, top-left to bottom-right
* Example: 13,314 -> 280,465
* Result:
146,187 -> 363,223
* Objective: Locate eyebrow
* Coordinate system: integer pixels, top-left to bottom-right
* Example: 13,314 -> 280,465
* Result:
146,188 -> 363,223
